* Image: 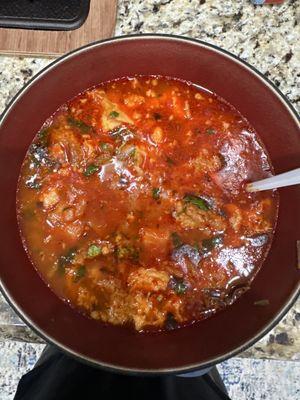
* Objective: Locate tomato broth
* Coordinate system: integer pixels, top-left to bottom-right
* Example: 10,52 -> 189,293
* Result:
17,76 -> 278,331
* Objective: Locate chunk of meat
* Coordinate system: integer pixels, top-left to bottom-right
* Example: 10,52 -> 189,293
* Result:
62,199 -> 87,222
77,286 -> 98,309
127,268 -> 170,293
140,227 -> 170,260
39,187 -> 60,210
191,149 -> 223,174
124,94 -> 145,107
225,204 -> 242,232
41,179 -> 87,241
225,199 -> 272,235
151,126 -> 163,143
49,127 -> 82,166
243,199 -> 272,235
81,138 -> 99,162
73,268 -> 184,331
91,90 -> 133,131
130,292 -> 183,331
129,293 -> 163,330
174,202 -> 227,233
63,220 -> 85,240
76,276 -> 130,326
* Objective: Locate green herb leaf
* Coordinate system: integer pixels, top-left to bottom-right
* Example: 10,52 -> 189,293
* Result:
169,276 -> 188,295
74,265 -> 86,282
170,232 -> 183,248
175,281 -> 188,295
152,187 -> 160,200
184,194 -> 210,211
206,128 -> 216,135
84,164 -> 99,177
67,116 -> 91,133
109,111 -> 119,119
117,246 -> 139,262
57,247 -> 77,274
202,236 -> 223,253
87,244 -> 102,258
131,248 -> 140,262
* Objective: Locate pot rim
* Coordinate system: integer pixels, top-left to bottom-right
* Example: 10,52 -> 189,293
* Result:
0,33 -> 299,375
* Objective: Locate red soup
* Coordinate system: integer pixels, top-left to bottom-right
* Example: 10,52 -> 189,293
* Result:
17,76 -> 278,331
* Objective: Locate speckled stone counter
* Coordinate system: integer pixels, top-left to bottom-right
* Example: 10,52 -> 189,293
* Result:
0,0 -> 299,362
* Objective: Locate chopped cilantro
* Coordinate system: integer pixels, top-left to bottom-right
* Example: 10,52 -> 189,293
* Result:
109,111 -> 119,118
87,244 -> 102,258
84,164 -> 99,177
206,127 -> 216,135
152,187 -> 160,200
74,265 -> 86,282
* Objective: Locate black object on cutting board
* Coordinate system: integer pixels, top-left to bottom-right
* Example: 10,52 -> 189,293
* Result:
0,0 -> 90,31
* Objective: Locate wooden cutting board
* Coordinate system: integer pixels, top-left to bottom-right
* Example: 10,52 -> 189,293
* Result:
0,0 -> 117,57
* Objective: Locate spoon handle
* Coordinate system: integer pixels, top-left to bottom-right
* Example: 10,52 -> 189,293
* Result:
246,168 -> 300,192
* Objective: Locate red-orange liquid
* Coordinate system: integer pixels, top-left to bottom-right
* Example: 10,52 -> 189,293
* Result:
17,76 -> 278,331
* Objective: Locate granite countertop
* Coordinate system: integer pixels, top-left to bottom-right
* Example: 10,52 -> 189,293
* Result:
0,0 -> 299,361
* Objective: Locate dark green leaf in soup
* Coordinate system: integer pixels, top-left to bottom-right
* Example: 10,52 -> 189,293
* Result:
184,194 -> 210,211
109,111 -> 120,118
152,187 -> 160,200
67,116 -> 91,133
57,248 -> 77,274
74,265 -> 86,282
170,232 -> 182,248
206,127 -> 216,135
169,276 -> 188,295
202,236 -> 223,253
84,164 -> 99,177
